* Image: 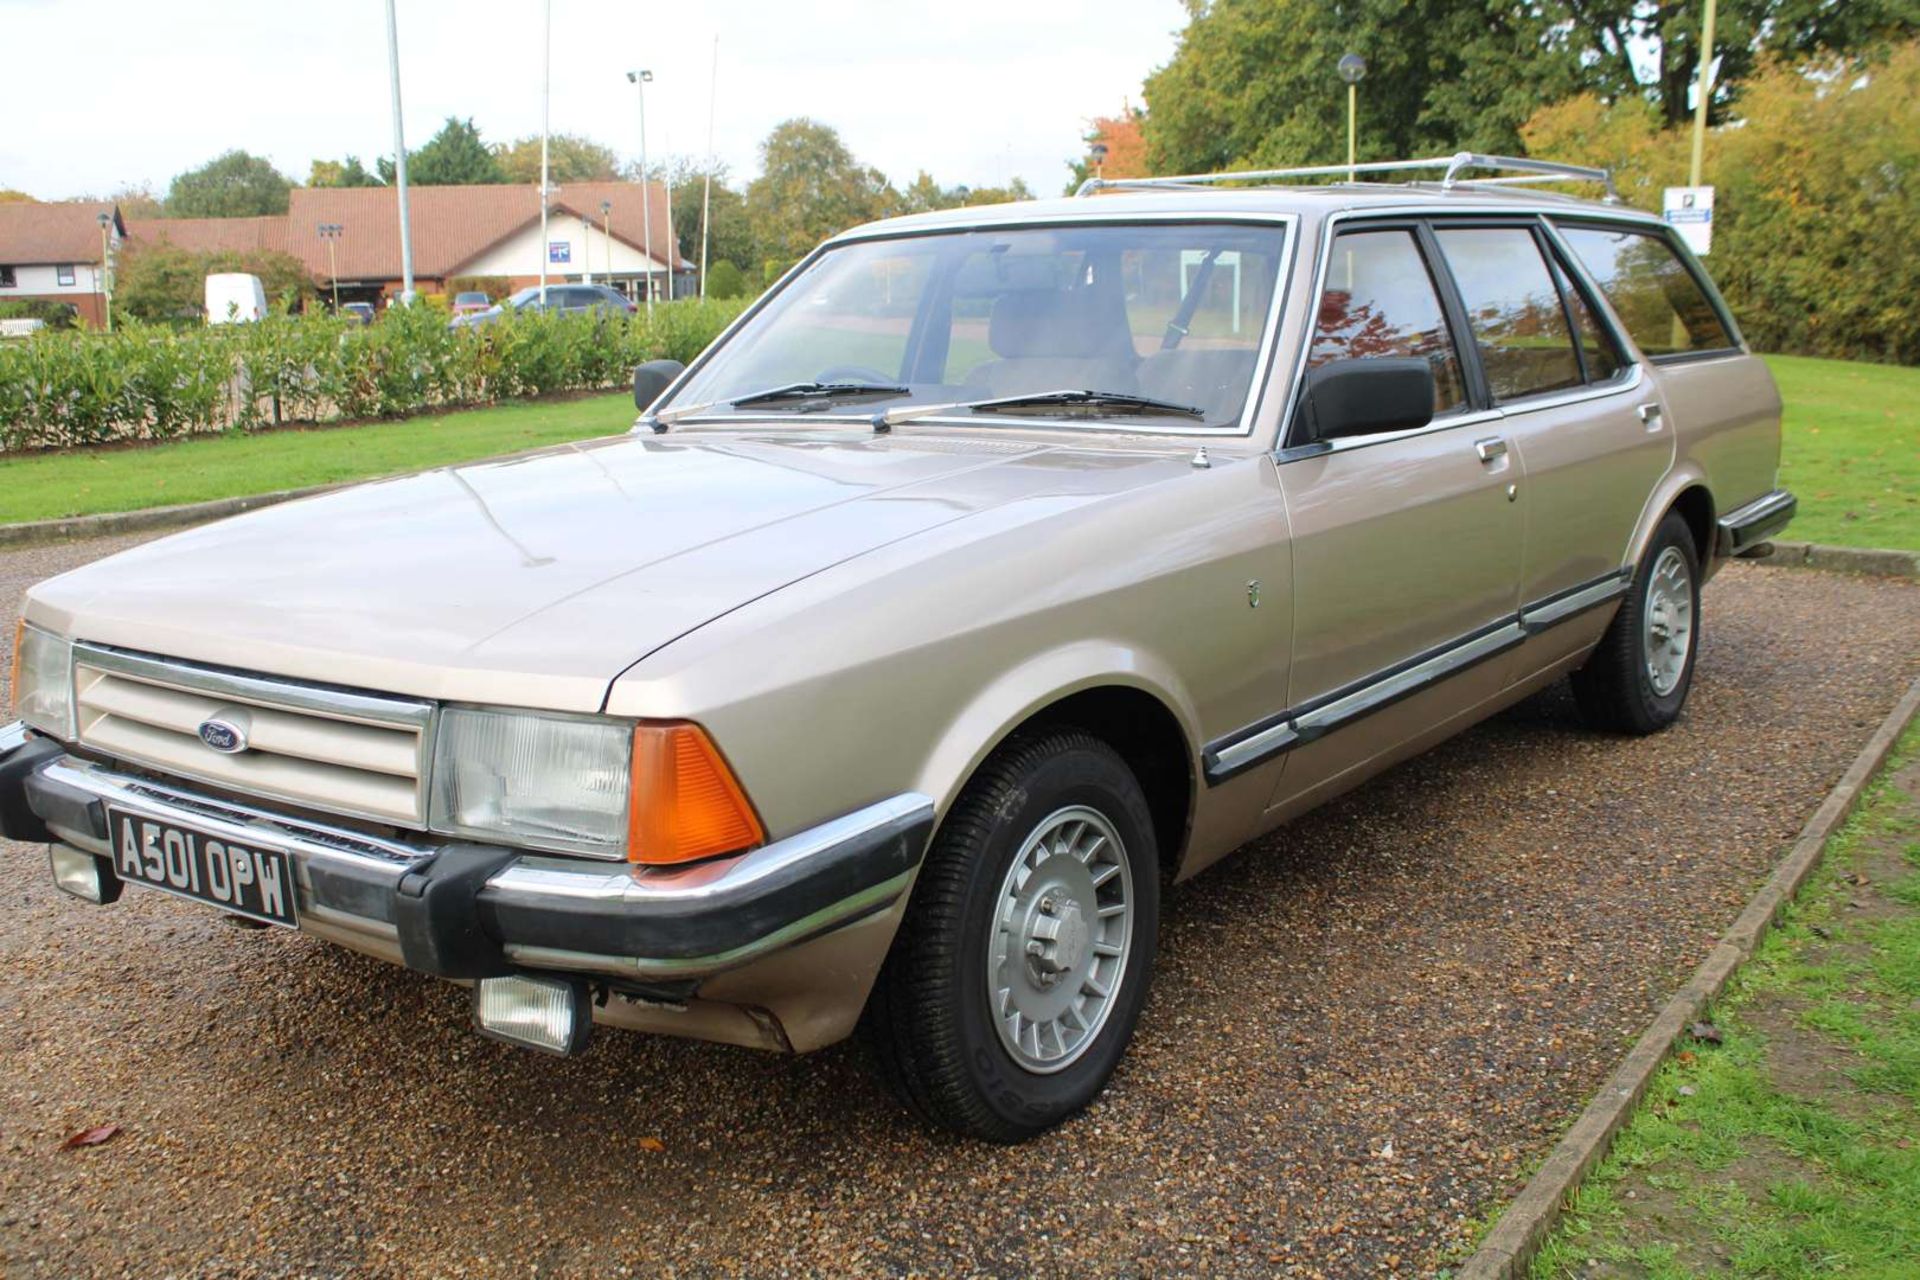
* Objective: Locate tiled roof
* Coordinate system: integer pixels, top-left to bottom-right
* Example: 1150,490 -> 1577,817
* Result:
122,181 -> 684,281
0,201 -> 123,265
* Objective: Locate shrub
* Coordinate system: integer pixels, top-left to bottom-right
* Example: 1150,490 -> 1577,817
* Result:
1522,39 -> 1920,365
0,296 -> 748,451
705,259 -> 747,300
0,300 -> 80,330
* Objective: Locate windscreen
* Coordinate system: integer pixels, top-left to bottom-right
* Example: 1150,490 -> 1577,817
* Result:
667,222 -> 1290,430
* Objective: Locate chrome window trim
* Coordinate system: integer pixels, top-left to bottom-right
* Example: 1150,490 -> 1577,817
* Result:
652,211 -> 1301,440
1272,207 -> 1657,457
69,643 -> 438,829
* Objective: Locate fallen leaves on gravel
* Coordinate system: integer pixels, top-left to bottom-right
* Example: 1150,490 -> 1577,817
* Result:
637,1136 -> 665,1152
59,1124 -> 120,1150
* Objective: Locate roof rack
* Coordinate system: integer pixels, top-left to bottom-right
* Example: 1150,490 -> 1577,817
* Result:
1074,152 -> 1619,203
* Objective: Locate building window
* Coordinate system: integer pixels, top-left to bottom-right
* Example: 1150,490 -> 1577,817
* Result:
56,264 -> 76,287
0,265 -> 15,288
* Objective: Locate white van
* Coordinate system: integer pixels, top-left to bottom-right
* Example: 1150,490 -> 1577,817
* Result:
205,273 -> 269,324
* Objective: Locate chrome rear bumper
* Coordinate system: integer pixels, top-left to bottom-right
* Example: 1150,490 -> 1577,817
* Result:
1717,488 -> 1797,557
6,738 -> 934,986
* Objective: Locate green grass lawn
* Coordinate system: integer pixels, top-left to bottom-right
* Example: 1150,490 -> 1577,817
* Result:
1531,730 -> 1920,1279
0,393 -> 636,524
1770,354 -> 1920,551
0,354 -> 1915,540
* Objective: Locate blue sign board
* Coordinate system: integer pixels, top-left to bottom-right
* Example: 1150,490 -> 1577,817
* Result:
548,241 -> 571,264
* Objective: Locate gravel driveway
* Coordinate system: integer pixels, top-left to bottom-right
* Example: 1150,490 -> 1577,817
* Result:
3,534 -> 1917,1278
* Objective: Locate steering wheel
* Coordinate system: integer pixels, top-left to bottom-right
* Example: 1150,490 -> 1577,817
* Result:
815,364 -> 895,386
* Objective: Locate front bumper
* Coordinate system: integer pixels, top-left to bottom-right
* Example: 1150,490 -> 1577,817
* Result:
2,728 -> 934,991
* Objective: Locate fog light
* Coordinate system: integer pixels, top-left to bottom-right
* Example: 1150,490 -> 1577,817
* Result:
49,843 -> 121,905
473,974 -> 591,1055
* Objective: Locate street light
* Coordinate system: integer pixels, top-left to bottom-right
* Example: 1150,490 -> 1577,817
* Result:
95,211 -> 113,333
1089,141 -> 1109,181
1337,52 -> 1367,182
318,223 -> 344,311
627,68 -> 655,315
384,0 -> 415,304
600,199 -> 613,287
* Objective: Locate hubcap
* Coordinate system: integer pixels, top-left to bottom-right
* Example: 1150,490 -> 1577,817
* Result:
1643,545 -> 1694,697
987,805 -> 1133,1073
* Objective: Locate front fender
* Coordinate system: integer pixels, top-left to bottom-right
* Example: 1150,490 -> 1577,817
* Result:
912,640 -> 1202,820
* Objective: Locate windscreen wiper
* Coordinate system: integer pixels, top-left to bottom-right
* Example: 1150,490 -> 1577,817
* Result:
731,380 -> 910,408
646,379 -> 912,431
876,388 -> 1205,430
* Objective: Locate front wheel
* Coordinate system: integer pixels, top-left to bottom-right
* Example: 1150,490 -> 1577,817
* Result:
865,729 -> 1160,1143
1571,509 -> 1702,734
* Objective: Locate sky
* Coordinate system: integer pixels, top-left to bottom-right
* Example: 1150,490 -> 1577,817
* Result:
0,0 -> 1184,202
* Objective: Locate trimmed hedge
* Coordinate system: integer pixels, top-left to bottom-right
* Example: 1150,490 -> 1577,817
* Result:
0,298 -> 745,452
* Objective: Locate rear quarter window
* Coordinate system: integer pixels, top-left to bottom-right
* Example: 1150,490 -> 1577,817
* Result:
1556,223 -> 1734,359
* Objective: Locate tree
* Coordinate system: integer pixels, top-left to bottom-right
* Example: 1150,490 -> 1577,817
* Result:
495,133 -> 621,184
117,240 -> 315,320
1144,0 -> 1591,173
309,156 -> 380,188
660,160 -> 757,275
0,189 -> 33,204
897,172 -> 1035,212
1064,105 -> 1149,191
165,150 -> 294,217
1557,0 -> 1920,127
109,183 -> 165,217
1522,40 -> 1920,363
745,119 -> 895,262
379,117 -> 504,186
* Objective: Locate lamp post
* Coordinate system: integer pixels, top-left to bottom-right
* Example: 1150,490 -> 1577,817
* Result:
383,0 -> 414,304
627,68 -> 655,315
1337,53 -> 1367,182
318,223 -> 344,310
600,199 -> 613,289
538,0 -> 553,307
1687,0 -> 1719,188
1089,141 -> 1108,182
95,211 -> 113,333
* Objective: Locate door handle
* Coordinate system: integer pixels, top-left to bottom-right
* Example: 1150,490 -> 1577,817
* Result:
1637,402 -> 1664,427
1474,436 -> 1508,463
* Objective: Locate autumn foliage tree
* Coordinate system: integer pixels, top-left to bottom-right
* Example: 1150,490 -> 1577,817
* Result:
1523,40 -> 1920,363
1064,106 -> 1148,191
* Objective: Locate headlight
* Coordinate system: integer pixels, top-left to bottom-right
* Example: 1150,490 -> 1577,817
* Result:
427,707 -> 766,864
429,707 -> 633,858
11,621 -> 73,740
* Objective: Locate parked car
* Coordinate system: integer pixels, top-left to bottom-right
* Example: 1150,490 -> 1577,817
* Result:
204,273 -> 268,324
340,302 -> 376,326
448,283 -> 636,329
451,291 -> 493,316
2,156 -> 1794,1143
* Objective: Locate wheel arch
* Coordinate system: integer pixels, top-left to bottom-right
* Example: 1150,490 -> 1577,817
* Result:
1628,467 -> 1717,573
912,646 -> 1201,878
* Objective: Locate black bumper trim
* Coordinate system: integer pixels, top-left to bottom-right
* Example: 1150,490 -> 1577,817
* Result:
1718,489 -> 1797,557
1,726 -> 64,844
478,796 -> 936,966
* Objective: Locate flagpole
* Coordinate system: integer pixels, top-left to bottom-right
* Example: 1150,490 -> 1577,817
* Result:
700,34 -> 717,299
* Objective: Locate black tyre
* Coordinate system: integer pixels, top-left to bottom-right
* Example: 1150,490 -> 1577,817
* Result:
1571,510 -> 1702,734
865,729 -> 1160,1143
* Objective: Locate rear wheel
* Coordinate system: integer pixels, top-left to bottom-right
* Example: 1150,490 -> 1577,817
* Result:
1572,510 -> 1701,734
865,729 -> 1160,1143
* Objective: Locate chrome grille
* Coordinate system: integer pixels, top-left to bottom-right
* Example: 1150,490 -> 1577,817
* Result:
71,645 -> 432,825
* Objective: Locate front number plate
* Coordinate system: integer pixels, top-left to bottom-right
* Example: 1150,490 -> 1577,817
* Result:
105,809 -> 299,928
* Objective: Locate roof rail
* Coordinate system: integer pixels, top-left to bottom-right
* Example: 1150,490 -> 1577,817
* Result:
1074,152 -> 1619,203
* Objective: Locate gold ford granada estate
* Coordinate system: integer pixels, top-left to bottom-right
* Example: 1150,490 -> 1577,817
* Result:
3,155 -> 1795,1142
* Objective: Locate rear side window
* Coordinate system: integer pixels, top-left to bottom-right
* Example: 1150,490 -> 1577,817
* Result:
1433,227 -> 1581,401
1557,224 -> 1733,358
1307,229 -> 1467,414
1546,251 -> 1624,383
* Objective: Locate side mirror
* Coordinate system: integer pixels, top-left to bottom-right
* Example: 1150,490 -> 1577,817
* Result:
632,359 -> 686,411
1302,356 -> 1435,441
